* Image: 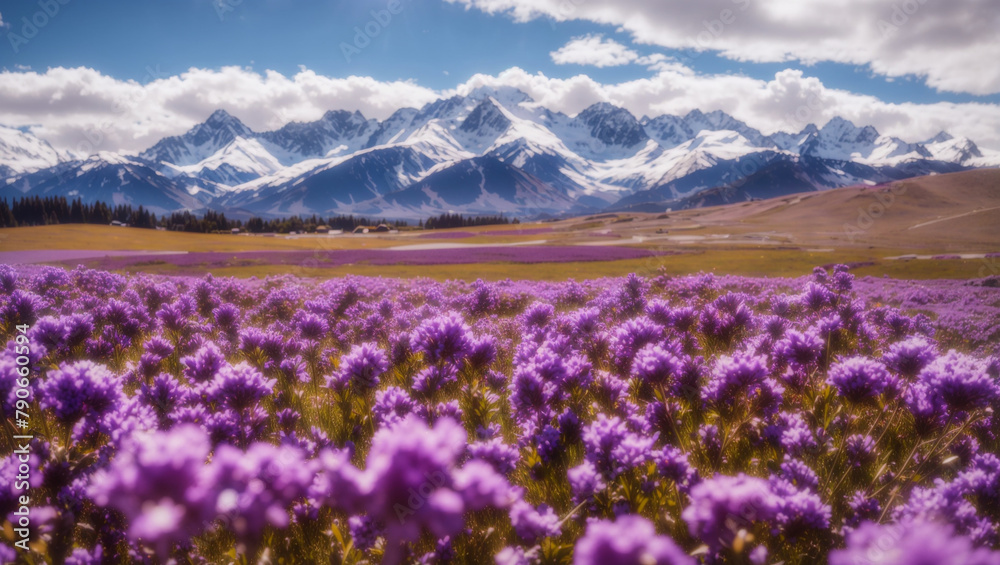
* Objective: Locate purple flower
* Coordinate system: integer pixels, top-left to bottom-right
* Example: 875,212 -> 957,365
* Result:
779,457 -> 819,492
682,474 -> 778,552
140,373 -> 188,427
883,336 -> 938,378
568,460 -> 607,503
632,343 -> 683,387
87,425 -> 214,555
495,546 -> 539,565
468,437 -> 520,475
411,313 -> 473,365
918,350 -> 997,412
330,342 -> 388,390
827,356 -> 893,403
467,334 -> 498,370
213,303 -> 241,332
521,301 -> 556,331
349,514 -> 383,551
703,351 -> 783,416
845,435 -> 876,468
573,515 -> 694,565
202,362 -> 275,411
373,386 -> 418,428
773,329 -> 824,369
40,360 -> 122,426
656,446 -> 699,492
509,500 -> 561,542
413,364 -> 459,396
830,521 -> 1000,565
583,414 -> 657,479
181,342 -> 227,383
203,442 -> 316,540
845,491 -> 881,528
905,382 -> 947,434
610,317 -> 665,373
362,416 -> 467,543
770,479 -> 831,537
453,460 -> 520,510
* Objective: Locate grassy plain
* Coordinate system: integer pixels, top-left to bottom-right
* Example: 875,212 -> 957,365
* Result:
2,169 -> 997,280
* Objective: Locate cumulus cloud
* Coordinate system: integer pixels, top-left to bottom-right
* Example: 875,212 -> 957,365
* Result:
1,65 -> 999,155
550,34 -> 640,67
0,66 -> 439,155
445,0 -> 1000,95
453,66 -> 1000,150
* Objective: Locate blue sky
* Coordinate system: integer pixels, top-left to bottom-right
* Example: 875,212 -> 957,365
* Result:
2,0 -> 999,152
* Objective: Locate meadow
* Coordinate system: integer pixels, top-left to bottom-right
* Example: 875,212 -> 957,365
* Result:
1,262 -> 999,564
1,173 -> 999,563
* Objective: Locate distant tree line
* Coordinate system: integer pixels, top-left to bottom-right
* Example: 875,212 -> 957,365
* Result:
0,196 -> 158,228
0,196 -> 518,232
422,213 -> 515,229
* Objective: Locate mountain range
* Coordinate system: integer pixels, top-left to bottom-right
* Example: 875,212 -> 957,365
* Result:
2,86 -> 997,219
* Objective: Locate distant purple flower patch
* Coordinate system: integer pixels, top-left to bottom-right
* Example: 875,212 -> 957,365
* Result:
417,231 -> 477,239
57,246 -> 675,270
479,227 -> 554,236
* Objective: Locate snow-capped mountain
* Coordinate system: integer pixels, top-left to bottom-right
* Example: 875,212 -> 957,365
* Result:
1,153 -> 210,215
0,125 -> 66,178
141,109 -> 255,166
258,110 -> 378,163
4,88 -> 999,219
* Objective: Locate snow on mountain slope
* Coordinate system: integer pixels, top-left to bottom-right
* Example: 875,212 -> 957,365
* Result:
258,110 -> 378,164
141,110 -> 254,167
164,137 -> 285,187
373,155 -> 579,219
642,110 -> 773,150
0,125 -> 65,177
1,153 -> 208,214
922,132 -> 1000,166
7,87 -> 997,218
219,146 -> 438,216
598,130 -> 771,196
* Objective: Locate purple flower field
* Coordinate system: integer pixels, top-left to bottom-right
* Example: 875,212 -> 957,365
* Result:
1,263 -> 999,564
30,246 -> 674,272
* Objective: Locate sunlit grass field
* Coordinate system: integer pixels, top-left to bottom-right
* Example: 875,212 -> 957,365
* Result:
1,224 -> 993,280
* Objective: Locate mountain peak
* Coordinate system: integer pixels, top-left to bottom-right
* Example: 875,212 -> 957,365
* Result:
196,109 -> 253,137
207,108 -> 235,122
577,103 -> 647,148
459,98 -> 512,136
820,117 -> 880,145
466,85 -> 533,106
926,131 -> 954,144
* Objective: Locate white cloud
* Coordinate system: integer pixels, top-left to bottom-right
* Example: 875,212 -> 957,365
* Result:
1,65 -> 999,156
0,66 -> 439,155
453,66 -> 1000,150
550,34 -> 640,67
445,0 -> 1000,95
